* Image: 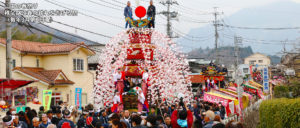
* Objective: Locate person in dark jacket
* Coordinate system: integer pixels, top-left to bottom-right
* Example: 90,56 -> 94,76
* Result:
146,115 -> 158,128
51,109 -> 63,126
77,111 -> 89,128
100,110 -> 109,128
57,110 -> 76,128
131,115 -> 147,128
147,0 -> 156,28
124,1 -> 133,28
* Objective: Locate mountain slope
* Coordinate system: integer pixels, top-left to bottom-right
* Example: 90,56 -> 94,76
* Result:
177,1 -> 300,55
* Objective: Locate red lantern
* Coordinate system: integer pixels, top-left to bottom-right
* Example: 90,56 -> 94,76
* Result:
135,6 -> 146,18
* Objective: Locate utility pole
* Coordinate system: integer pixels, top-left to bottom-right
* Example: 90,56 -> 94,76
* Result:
234,35 -> 243,121
234,36 -> 242,67
160,0 -> 178,38
213,7 -> 221,64
5,0 -> 12,79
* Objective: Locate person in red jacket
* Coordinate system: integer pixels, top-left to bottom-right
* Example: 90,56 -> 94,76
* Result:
171,103 -> 193,128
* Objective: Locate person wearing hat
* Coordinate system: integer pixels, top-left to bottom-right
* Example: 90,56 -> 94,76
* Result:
77,111 -> 89,128
3,115 -> 14,128
12,115 -> 28,128
39,114 -> 51,128
51,109 -> 63,126
58,109 -> 76,128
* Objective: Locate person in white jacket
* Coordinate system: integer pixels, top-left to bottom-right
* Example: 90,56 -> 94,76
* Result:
137,89 -> 145,112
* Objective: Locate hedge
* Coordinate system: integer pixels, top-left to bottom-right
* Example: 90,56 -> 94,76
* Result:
259,98 -> 300,128
274,84 -> 300,98
274,86 -> 290,98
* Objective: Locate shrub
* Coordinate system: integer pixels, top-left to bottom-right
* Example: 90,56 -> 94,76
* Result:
259,98 -> 300,128
274,85 -> 289,98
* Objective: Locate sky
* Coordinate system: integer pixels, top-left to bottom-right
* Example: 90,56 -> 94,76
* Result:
2,0 -> 299,49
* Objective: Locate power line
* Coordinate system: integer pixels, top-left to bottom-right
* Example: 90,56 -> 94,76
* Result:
86,0 -> 123,11
223,35 -> 297,46
172,27 -> 214,39
52,20 -> 112,38
174,31 -> 214,42
223,24 -> 300,30
44,0 -> 123,28
43,0 -> 122,20
95,0 -> 124,8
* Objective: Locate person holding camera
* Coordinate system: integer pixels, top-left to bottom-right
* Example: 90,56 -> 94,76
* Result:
170,98 -> 193,128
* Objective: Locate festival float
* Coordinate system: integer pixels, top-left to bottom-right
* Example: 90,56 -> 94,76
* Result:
94,6 -> 193,112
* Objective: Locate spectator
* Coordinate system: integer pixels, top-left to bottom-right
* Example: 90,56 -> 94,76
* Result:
163,115 -> 172,128
203,110 -> 215,128
13,115 -> 28,128
39,114 -> 51,128
39,106 -> 45,119
121,110 -> 131,128
131,115 -> 146,128
96,121 -> 104,128
146,115 -> 158,128
171,105 -> 193,128
51,109 -> 63,126
47,110 -> 53,123
112,119 -> 127,128
77,111 -> 88,128
57,110 -> 76,128
3,115 -> 14,127
47,124 -> 57,128
100,110 -> 109,128
32,117 -> 40,128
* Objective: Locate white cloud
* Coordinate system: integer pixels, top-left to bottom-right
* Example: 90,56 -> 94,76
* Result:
292,0 -> 300,3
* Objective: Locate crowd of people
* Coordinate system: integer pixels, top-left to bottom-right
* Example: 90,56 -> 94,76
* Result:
2,99 -> 244,128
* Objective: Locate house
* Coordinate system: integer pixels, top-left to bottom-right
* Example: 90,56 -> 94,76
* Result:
281,53 -> 300,77
87,44 -> 105,70
244,53 -> 271,68
0,38 -> 95,107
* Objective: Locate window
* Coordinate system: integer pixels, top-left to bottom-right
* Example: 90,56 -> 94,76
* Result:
12,59 -> 16,68
249,60 -> 256,65
243,68 -> 249,73
36,59 -> 39,67
50,92 -> 62,106
259,60 -> 263,63
73,58 -> 84,71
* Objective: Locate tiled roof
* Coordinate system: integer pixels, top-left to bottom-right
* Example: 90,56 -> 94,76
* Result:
13,67 -> 74,85
0,38 -> 95,55
189,75 -> 205,83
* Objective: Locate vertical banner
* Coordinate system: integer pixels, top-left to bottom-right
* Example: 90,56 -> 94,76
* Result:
43,90 -> 52,111
263,67 -> 269,93
75,88 -> 82,110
